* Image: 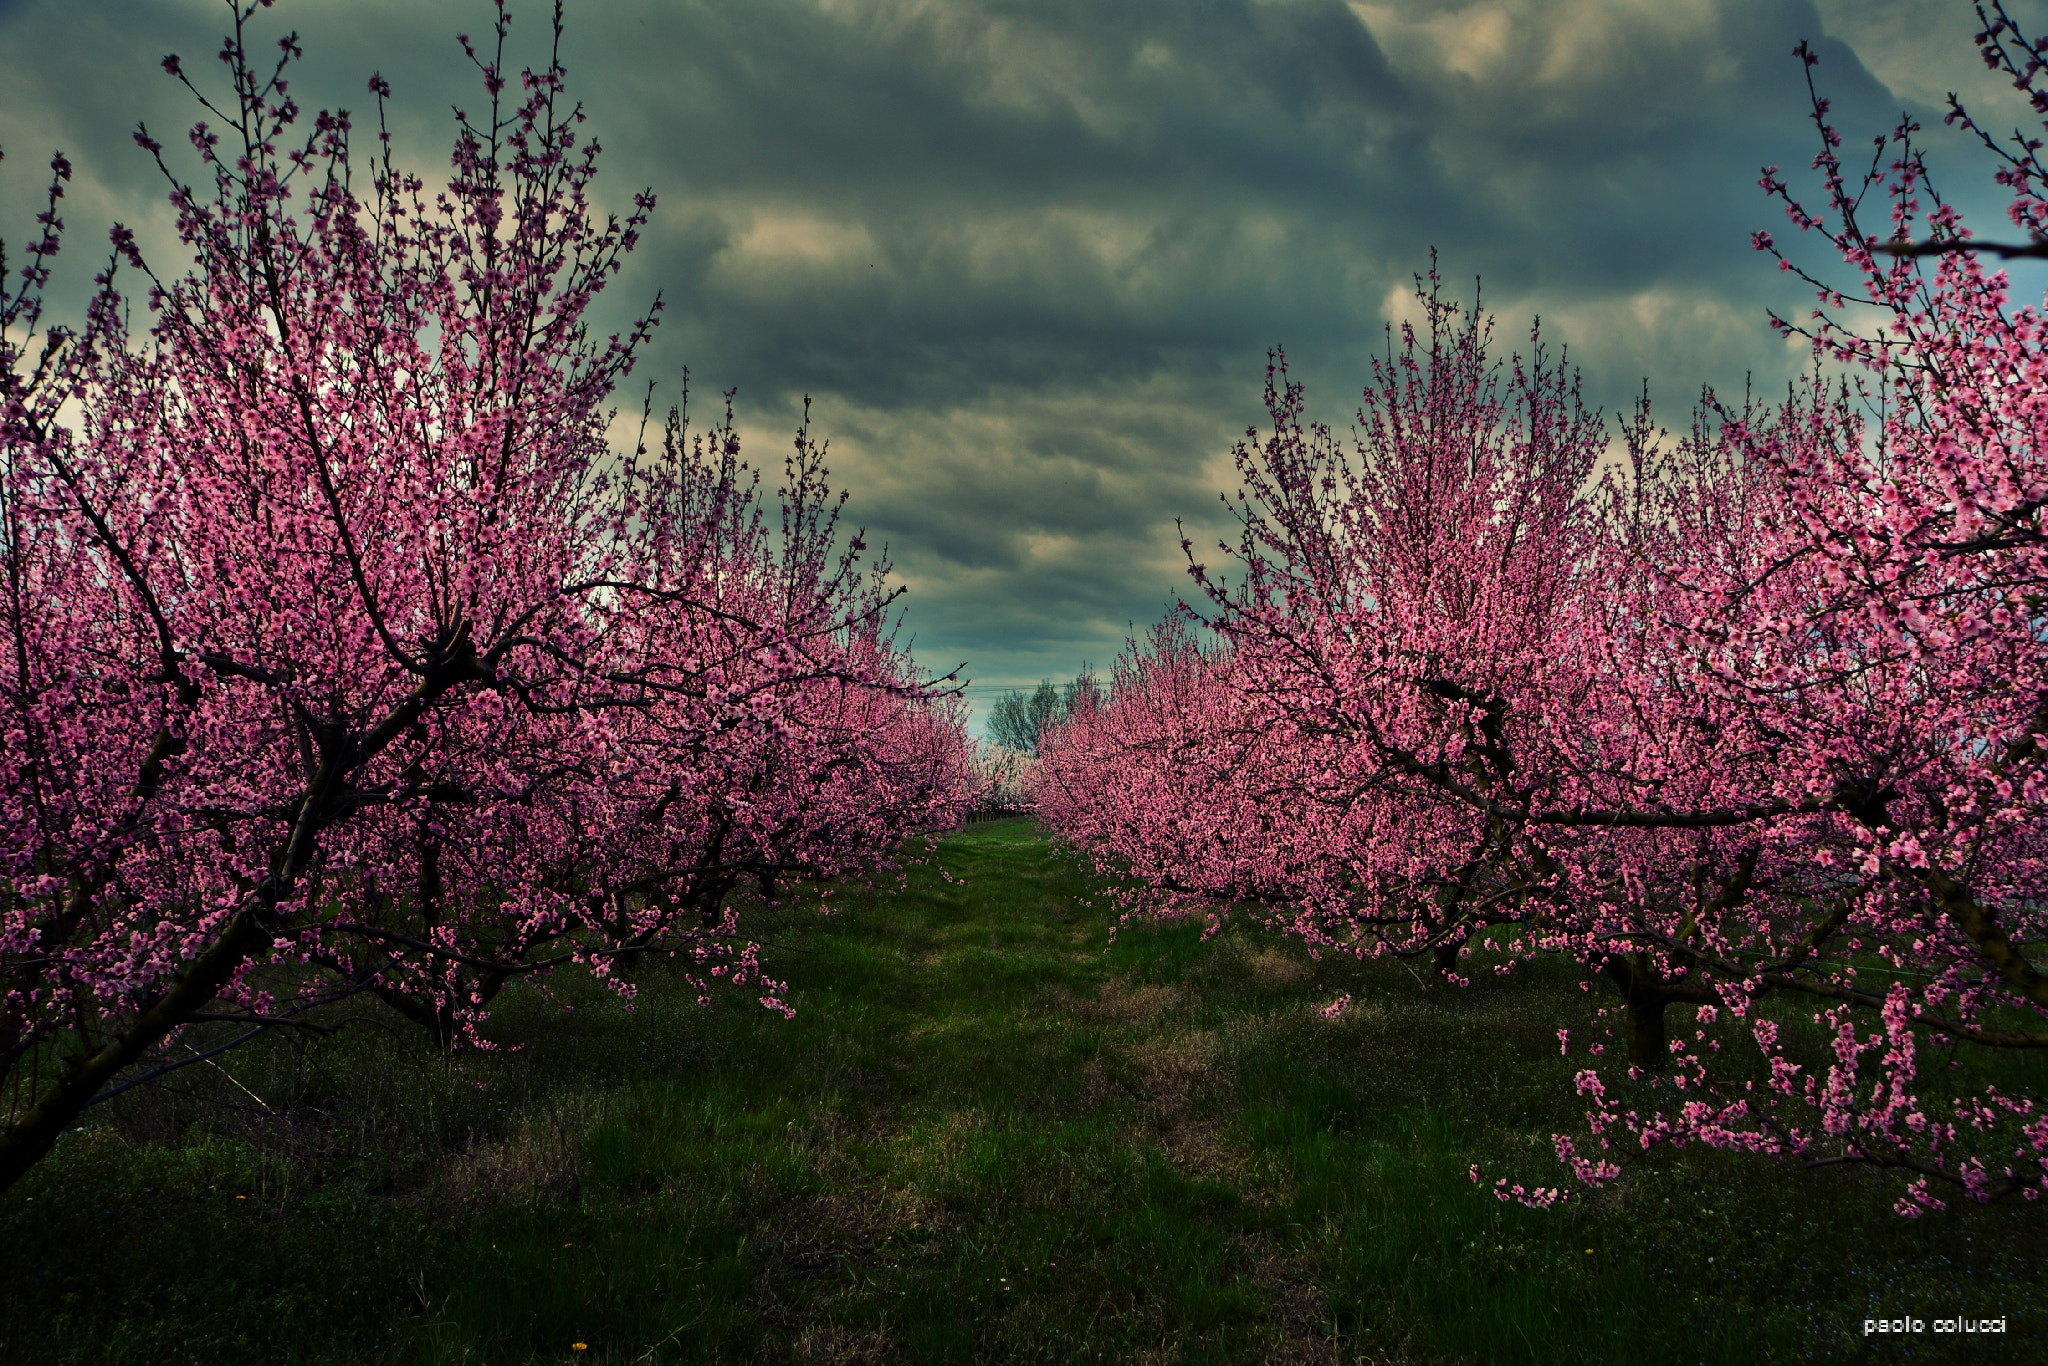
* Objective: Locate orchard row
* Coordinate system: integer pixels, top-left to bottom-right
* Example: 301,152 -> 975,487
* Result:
1035,18 -> 2048,1216
0,5 -> 977,1193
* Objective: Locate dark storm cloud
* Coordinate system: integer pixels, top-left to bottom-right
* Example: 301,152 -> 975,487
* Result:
4,0 -> 2042,724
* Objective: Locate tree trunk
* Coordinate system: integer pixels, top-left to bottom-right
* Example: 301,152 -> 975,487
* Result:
0,909 -> 268,1194
1624,993 -> 1667,1071
374,966 -> 513,1050
1601,954 -> 1670,1072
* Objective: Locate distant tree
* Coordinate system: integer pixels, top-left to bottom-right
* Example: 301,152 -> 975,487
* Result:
987,681 -> 1056,753
1061,663 -> 1103,718
986,667 -> 1098,754
984,691 -> 1023,751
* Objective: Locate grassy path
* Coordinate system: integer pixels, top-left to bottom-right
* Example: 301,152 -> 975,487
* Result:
3,819 -> 2042,1363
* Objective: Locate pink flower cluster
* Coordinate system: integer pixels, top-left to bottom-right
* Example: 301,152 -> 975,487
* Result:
0,4 -> 972,1191
1038,10 -> 2048,1215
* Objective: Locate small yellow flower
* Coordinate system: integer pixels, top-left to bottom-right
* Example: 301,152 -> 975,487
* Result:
1584,1248 -> 1595,1255
573,1345 -> 589,1353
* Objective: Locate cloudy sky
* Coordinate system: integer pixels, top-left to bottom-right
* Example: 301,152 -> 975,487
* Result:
3,0 -> 2044,731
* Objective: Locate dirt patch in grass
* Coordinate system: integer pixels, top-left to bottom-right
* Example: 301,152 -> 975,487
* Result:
1124,1029 -> 1250,1181
1238,944 -> 1311,987
792,1324 -> 896,1364
1074,977 -> 1188,1026
430,1093 -> 599,1211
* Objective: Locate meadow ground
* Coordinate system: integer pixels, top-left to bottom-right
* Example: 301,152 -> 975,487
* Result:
1,818 -> 2041,1364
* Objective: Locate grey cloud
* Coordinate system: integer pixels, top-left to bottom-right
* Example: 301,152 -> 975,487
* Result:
5,0 -> 2042,724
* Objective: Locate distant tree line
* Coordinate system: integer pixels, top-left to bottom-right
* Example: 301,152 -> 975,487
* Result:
983,666 -> 1102,755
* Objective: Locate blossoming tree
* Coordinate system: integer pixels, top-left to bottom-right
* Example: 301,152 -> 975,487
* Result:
1041,54 -> 2048,1210
0,0 -> 968,1193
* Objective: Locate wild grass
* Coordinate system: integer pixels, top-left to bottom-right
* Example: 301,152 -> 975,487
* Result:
1,818 -> 2040,1363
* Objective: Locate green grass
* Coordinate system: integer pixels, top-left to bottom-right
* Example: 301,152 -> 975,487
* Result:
2,818 -> 2043,1363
